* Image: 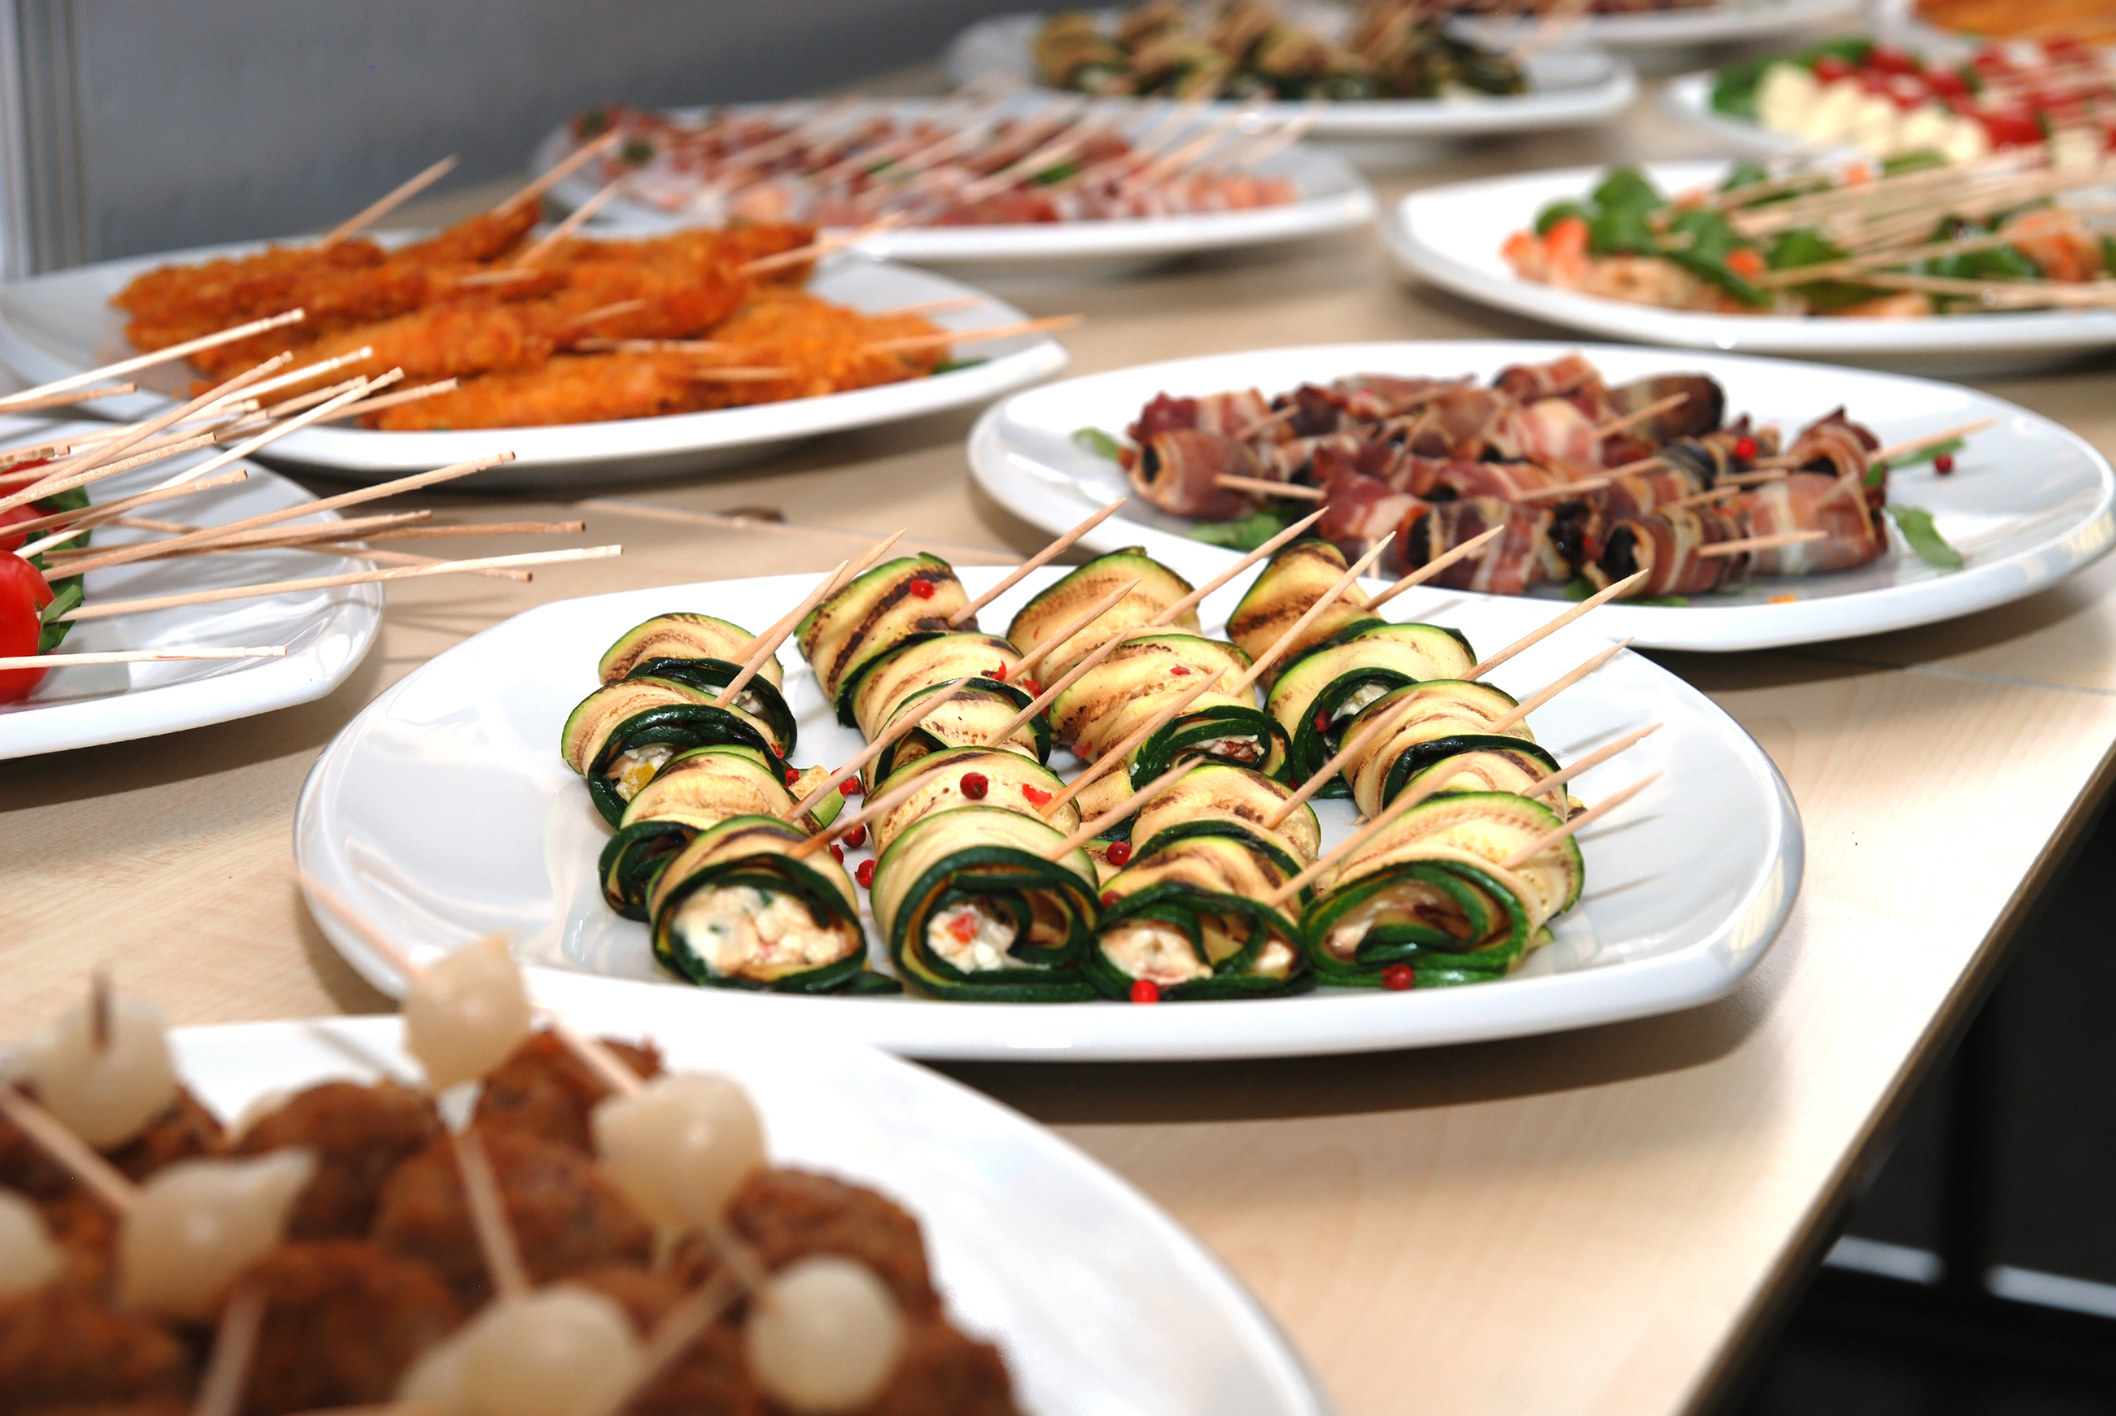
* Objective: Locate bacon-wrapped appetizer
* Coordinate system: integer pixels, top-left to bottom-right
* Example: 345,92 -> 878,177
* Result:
1301,792 -> 1582,988
797,554 -> 972,713
869,806 -> 1101,1001
1006,549 -> 1198,681
1088,825 -> 1312,1001
560,675 -> 793,825
646,814 -> 882,993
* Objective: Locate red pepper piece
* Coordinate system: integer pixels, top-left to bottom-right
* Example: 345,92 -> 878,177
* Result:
1104,840 -> 1132,866
1382,964 -> 1415,991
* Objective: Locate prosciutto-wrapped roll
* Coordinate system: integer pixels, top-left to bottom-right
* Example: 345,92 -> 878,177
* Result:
647,816 -> 881,993
1301,792 -> 1582,988
1089,828 -> 1312,1000
870,806 -> 1100,1001
1127,428 -> 1262,520
1595,503 -> 1748,597
560,676 -> 792,825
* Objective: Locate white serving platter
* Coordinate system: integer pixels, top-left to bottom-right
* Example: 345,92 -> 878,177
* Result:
532,103 -> 1377,267
968,339 -> 2116,653
944,11 -> 1638,138
1448,0 -> 1863,53
0,246 -> 1068,492
294,561 -> 1800,1063
0,423 -> 382,759
1381,160 -> 2116,367
168,1014 -> 1327,1416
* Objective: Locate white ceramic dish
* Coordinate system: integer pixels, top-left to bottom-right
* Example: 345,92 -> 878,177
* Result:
1382,160 -> 2116,366
1660,68 -> 1817,154
0,425 -> 382,759
968,339 -> 2116,653
1448,0 -> 1863,53
533,104 -> 1377,267
944,12 -> 1638,138
295,561 -> 1800,1063
168,1014 -> 1327,1416
0,248 -> 1068,492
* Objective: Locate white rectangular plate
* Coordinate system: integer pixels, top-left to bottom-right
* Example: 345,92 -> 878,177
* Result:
967,339 -> 2116,652
294,562 -> 1800,1062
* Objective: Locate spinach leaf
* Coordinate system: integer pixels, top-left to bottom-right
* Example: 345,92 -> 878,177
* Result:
1071,427 -> 1123,460
1590,167 -> 1664,214
1187,508 -> 1290,551
1888,504 -> 1963,569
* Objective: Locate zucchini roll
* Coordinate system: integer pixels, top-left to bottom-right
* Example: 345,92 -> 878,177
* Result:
598,744 -> 834,920
1301,792 -> 1583,988
561,677 -> 792,826
598,612 -> 768,685
846,631 -> 1026,736
647,815 -> 880,993
1226,539 -> 1376,681
1337,680 -> 1534,817
1266,620 -> 1476,790
1129,762 -> 1320,863
866,748 -> 1079,854
797,554 -> 968,712
1051,633 -> 1283,774
1007,549 -> 1198,681
864,679 -> 1052,790
870,806 -> 1100,1001
1089,828 -> 1311,1000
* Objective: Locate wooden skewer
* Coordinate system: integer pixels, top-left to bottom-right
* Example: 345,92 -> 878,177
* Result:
239,347 -> 377,407
1468,571 -> 1646,680
1045,759 -> 1193,860
572,499 -> 1010,563
56,450 -> 511,578
1867,418 -> 1999,468
60,545 -> 618,622
1232,405 -> 1298,442
740,214 -> 907,276
862,314 -> 1083,357
1008,577 -> 1139,683
1217,475 -> 1326,501
1487,640 -> 1633,734
586,1273 -> 747,1416
563,299 -> 649,331
0,645 -> 286,671
307,378 -> 459,425
1529,723 -> 1662,804
788,759 -> 948,861
321,156 -> 459,244
787,680 -> 977,822
1592,393 -> 1689,441
1228,534 -> 1391,695
1514,477 -> 1610,503
947,500 -> 1125,628
1036,671 -> 1227,820
710,563 -> 848,710
192,1286 -> 268,1416
1365,524 -> 1506,613
988,616 -> 1136,746
0,1085 -> 138,1212
1148,509 -> 1326,627
1263,773 -> 1453,909
514,178 -> 626,266
0,470 -> 250,540
1666,483 -> 1745,509
452,1128 -> 531,1302
684,366 -> 798,382
728,555 -> 858,695
502,128 -> 620,211
1718,467 -> 1790,488
124,371 -> 395,507
3,430 -> 229,533
735,525 -> 899,666
1600,455 -> 1667,478
44,510 -> 433,562
1695,530 -> 1828,558
1499,773 -> 1661,869
0,381 -> 136,415
0,309 -> 305,414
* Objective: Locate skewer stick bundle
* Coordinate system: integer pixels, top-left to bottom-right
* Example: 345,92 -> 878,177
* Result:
0,470 -> 250,540
0,308 -> 304,413
1499,773 -> 1661,869
946,498 -> 1125,627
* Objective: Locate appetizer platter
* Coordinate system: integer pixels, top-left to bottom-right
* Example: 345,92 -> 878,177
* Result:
0,159 -> 1069,490
967,341 -> 2116,652
1667,35 -> 2116,161
944,4 -> 1638,139
532,93 -> 1377,267
1385,159 -> 2116,364
295,538 -> 1798,1061
0,960 -> 1325,1414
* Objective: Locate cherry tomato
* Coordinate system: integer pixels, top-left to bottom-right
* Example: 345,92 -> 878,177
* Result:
1867,46 -> 1919,76
0,554 -> 54,703
0,504 -> 46,554
1980,110 -> 2045,148
1812,55 -> 1854,83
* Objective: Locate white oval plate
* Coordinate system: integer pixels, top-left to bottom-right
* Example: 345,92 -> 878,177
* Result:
0,248 -> 1068,492
294,561 -> 1800,1063
967,339 -> 2116,653
0,422 -> 382,759
1381,160 -> 2116,364
167,1013 -> 1326,1416
533,104 -> 1377,266
944,12 -> 1638,138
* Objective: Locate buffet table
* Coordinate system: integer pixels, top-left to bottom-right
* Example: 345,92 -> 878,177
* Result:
7,88 -> 2116,1416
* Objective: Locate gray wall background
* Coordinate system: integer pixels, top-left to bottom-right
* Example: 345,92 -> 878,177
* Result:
12,0 -> 1032,271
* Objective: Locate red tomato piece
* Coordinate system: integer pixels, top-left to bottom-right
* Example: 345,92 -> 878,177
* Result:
0,554 -> 54,703
1868,46 -> 1918,76
1812,55 -> 1853,83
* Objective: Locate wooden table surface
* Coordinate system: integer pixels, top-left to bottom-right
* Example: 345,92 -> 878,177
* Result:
9,81 -> 2116,1416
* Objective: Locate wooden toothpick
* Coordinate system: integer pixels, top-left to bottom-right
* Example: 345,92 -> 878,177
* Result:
0,309 -> 305,414
1147,508 -> 1326,627
321,155 -> 459,244
1499,773 -> 1662,869
1036,670 -> 1226,819
1467,570 -> 1646,679
1695,530 -> 1828,559
1228,533 -> 1391,695
1009,577 -> 1139,682
1592,392 -> 1689,441
1487,640 -> 1633,734
1365,524 -> 1505,613
947,500 -> 1125,628
986,617 -> 1135,744
711,562 -> 848,710
1216,474 -> 1326,502
1529,723 -> 1662,804
787,678 -> 975,821
1045,759 -> 1192,860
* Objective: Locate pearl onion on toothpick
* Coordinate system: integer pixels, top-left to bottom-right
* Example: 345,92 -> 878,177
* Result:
591,1072 -> 765,1233
15,987 -> 177,1149
401,933 -> 535,1091
746,1256 -> 907,1414
398,1285 -> 643,1416
117,1150 -> 315,1320
0,1191 -> 62,1298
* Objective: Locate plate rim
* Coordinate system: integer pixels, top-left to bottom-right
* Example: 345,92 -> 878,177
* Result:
292,562 -> 1804,1063
963,336 -> 2116,653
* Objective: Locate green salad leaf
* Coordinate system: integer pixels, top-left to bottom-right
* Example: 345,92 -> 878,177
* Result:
1188,507 -> 1290,551
1071,427 -> 1123,460
1887,504 -> 1963,569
